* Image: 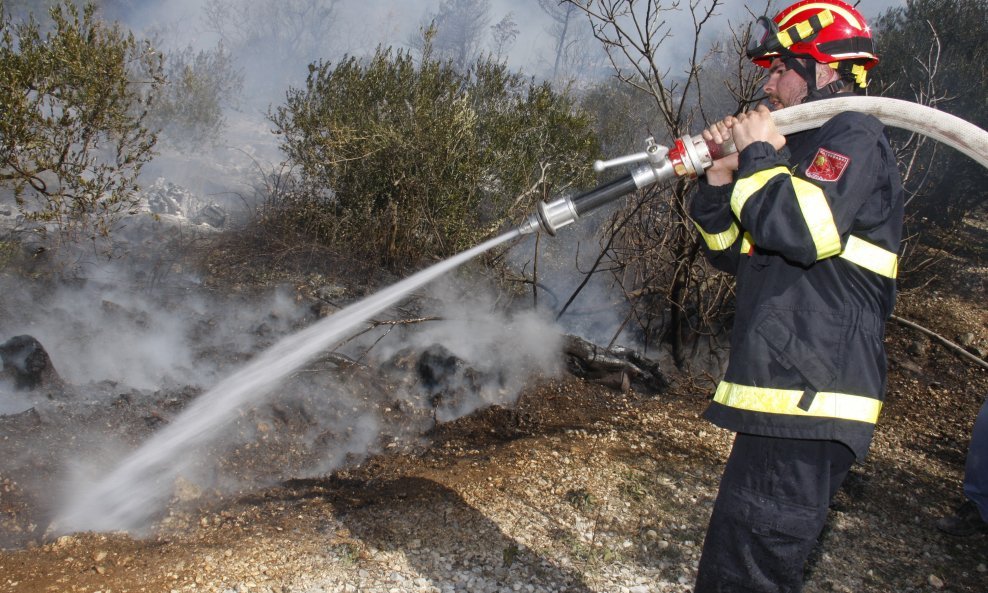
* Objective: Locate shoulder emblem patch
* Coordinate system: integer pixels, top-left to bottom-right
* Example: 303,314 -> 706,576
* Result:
805,148 -> 850,182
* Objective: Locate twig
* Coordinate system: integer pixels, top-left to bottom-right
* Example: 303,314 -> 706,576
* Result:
890,314 -> 988,371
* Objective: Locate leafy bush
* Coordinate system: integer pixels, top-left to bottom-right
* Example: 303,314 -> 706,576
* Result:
267,45 -> 599,271
0,1 -> 162,245
149,43 -> 243,149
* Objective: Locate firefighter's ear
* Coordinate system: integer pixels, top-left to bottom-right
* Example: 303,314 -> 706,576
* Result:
815,62 -> 840,88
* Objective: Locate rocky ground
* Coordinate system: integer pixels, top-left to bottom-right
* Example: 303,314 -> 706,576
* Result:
0,215 -> 986,593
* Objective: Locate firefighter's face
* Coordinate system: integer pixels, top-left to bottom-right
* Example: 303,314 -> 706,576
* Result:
763,58 -> 807,109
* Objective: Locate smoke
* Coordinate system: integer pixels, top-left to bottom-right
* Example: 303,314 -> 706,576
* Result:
0,265 -> 309,392
0,384 -> 34,415
365,274 -> 565,421
41,232 -> 565,536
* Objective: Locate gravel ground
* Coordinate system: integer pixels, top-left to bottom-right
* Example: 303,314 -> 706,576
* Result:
2,323 -> 987,593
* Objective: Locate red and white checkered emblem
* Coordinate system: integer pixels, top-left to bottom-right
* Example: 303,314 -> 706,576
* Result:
805,148 -> 850,182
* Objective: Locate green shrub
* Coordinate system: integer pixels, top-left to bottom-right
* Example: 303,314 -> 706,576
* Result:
267,45 -> 599,272
0,1 -> 162,245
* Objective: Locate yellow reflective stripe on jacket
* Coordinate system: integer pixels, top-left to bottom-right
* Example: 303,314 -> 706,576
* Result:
731,166 -> 789,217
841,235 -> 898,278
694,220 -> 739,251
740,232 -> 754,255
738,234 -> 898,279
791,176 -> 842,259
714,381 -> 882,424
731,166 -> 841,260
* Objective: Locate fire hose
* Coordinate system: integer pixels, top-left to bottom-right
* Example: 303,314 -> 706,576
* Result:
517,96 -> 988,236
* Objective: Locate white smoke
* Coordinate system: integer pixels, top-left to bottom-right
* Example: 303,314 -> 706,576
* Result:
48,233 -> 550,535
0,265 -> 309,391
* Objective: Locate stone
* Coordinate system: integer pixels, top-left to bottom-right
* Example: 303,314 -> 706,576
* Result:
195,203 -> 228,229
906,340 -> 928,358
0,335 -> 64,391
956,332 -> 976,347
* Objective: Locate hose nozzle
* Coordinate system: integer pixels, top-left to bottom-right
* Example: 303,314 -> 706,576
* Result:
518,197 -> 580,236
517,134 -> 709,236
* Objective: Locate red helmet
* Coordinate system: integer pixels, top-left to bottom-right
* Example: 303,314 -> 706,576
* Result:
748,0 -> 878,70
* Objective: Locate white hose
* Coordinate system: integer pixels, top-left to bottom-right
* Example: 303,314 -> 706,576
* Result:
771,96 -> 988,169
523,97 -> 988,236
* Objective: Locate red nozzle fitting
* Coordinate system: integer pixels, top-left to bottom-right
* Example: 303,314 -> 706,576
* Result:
668,139 -> 691,178
669,134 -> 718,179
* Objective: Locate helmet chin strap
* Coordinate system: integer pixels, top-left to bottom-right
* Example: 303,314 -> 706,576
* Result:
784,57 -> 852,103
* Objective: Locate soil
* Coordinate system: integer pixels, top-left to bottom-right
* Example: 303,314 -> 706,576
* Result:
0,217 -> 986,593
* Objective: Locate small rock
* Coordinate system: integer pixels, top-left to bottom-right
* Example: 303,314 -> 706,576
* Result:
173,476 -> 202,502
968,345 -> 988,359
928,574 -> 944,589
907,340 -> 928,358
896,358 -> 924,375
956,332 -> 976,347
0,335 -> 64,391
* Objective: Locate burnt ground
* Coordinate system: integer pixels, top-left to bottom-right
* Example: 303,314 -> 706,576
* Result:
0,215 -> 986,593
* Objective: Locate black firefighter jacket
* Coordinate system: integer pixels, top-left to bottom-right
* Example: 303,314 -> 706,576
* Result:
690,109 -> 904,459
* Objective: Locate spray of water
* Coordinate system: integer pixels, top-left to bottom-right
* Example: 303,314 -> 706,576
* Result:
53,230 -> 521,534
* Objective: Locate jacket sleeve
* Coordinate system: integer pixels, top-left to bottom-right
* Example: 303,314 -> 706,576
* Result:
730,113 -> 884,267
690,177 -> 742,275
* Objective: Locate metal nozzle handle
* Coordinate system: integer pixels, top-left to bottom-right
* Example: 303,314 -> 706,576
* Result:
593,152 -> 650,173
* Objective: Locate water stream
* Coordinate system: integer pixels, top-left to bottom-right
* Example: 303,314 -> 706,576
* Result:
54,229 -> 521,534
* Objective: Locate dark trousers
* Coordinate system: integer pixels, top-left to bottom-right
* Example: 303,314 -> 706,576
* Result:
694,433 -> 855,593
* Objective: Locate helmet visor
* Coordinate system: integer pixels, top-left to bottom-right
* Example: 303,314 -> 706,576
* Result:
747,16 -> 779,60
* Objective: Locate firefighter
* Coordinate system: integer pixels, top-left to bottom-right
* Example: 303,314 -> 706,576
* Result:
688,1 -> 904,591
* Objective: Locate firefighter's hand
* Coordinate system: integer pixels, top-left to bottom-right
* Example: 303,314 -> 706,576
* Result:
701,117 -> 739,187
732,104 -> 786,153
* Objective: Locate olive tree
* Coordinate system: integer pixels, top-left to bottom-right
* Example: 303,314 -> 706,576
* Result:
0,1 -> 162,245
266,44 -> 599,272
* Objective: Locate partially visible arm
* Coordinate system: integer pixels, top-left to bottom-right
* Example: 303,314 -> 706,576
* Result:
690,111 -> 746,274
691,179 -> 743,274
